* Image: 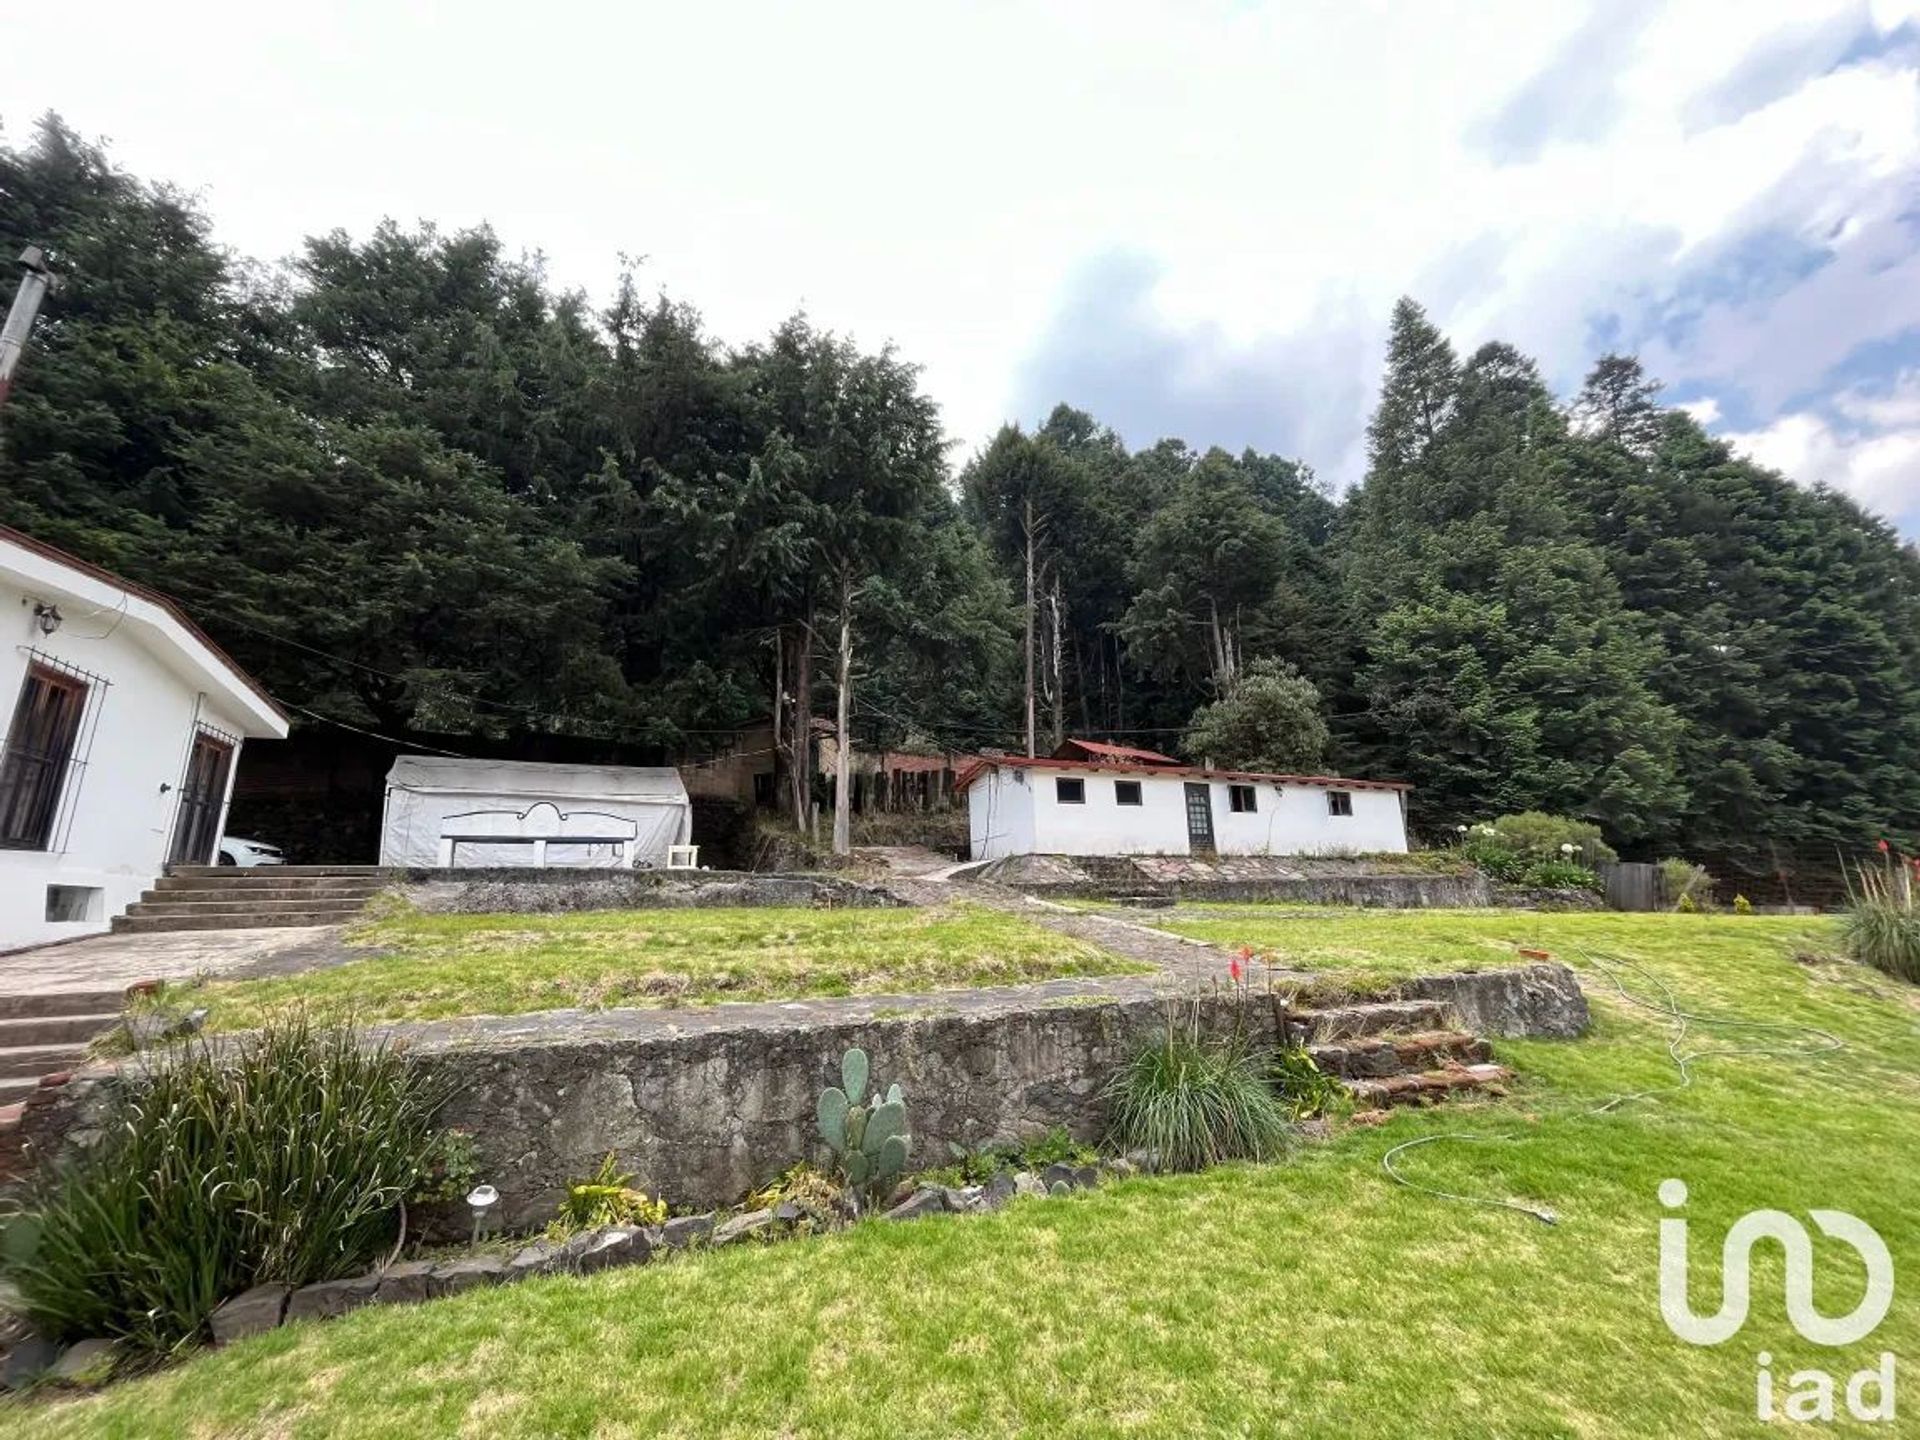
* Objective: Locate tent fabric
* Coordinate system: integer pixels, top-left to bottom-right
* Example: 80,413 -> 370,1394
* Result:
378,756 -> 692,869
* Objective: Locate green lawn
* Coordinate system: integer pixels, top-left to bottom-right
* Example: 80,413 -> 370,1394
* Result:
18,911 -> 1918,1437
1156,904 -> 1839,988
183,902 -> 1140,1029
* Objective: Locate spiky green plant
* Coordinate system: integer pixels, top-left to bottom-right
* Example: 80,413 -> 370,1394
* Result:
816,1047 -> 910,1211
1843,854 -> 1920,984
1103,1007 -> 1294,1172
1,1015 -> 445,1354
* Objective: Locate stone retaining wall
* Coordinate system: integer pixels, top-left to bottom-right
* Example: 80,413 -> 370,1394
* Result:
400,869 -> 901,915
1000,874 -> 1494,907
13,964 -> 1586,1241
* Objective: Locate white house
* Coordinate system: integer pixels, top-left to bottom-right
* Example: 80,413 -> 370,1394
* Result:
378,756 -> 692,869
0,526 -> 289,950
959,739 -> 1410,862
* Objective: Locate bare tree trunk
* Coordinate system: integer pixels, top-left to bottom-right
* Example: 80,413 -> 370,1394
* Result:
771,632 -> 785,815
1048,575 -> 1065,750
832,576 -> 854,857
1023,496 -> 1036,757
786,615 -> 814,828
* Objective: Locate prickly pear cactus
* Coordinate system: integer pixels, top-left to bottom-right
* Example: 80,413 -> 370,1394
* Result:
816,1046 -> 911,1212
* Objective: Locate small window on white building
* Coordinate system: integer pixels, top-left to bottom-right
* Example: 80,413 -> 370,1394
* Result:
45,885 -> 102,923
1228,784 -> 1257,813
1056,777 -> 1085,804
1327,790 -> 1353,817
1114,779 -> 1143,806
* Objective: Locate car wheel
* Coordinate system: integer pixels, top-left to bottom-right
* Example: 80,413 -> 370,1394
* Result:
219,851 -> 237,866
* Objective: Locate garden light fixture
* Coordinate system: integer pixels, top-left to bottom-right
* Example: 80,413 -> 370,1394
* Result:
466,1183 -> 499,1250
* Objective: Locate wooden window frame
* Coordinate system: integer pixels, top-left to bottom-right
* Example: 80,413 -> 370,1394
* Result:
1113,779 -> 1143,807
1055,777 -> 1086,805
0,663 -> 91,852
1327,790 -> 1354,817
1228,783 -> 1258,814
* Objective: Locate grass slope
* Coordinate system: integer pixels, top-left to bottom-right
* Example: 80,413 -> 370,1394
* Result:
190,902 -> 1139,1029
18,912 -> 1918,1437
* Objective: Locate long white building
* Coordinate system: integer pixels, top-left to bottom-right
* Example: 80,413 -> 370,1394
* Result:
959,739 -> 1410,862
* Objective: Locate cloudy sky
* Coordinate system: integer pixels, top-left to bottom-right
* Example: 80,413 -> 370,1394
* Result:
6,1 -> 1918,536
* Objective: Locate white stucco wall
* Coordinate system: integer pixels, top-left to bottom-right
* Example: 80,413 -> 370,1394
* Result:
965,765 -> 1408,860
0,543 -> 286,950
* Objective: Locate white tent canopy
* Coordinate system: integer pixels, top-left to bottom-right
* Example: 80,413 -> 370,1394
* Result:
378,756 -> 692,869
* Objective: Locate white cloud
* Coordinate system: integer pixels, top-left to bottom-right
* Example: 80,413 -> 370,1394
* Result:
2,1 -> 1918,536
1725,372 -> 1920,526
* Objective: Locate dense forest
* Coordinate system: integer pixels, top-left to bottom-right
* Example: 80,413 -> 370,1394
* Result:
4,116 -> 1917,867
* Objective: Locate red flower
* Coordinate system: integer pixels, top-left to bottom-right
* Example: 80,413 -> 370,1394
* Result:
1877,838 -> 1891,853
1229,956 -> 1243,983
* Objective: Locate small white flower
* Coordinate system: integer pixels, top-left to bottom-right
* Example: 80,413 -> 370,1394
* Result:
1559,842 -> 1577,854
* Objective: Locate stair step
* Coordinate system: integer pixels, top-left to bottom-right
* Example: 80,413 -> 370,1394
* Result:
149,883 -> 385,903
0,1013 -> 121,1047
1346,1062 -> 1513,1110
111,912 -> 351,933
1294,999 -> 1453,1042
1308,1030 -> 1491,1080
169,865 -> 386,878
125,898 -> 370,918
0,1074 -> 50,1104
0,988 -> 126,1020
0,1042 -> 92,1080
155,873 -> 388,892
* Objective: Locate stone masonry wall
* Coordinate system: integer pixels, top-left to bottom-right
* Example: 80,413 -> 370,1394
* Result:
13,965 -> 1586,1240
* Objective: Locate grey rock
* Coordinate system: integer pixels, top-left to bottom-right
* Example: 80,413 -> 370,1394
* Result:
1041,1163 -> 1080,1191
49,1338 -> 117,1385
981,1171 -> 1017,1209
1,1334 -> 60,1390
1012,1171 -> 1047,1198
506,1239 -> 561,1281
939,1186 -> 977,1213
713,1208 -> 775,1245
430,1255 -> 507,1295
882,1187 -> 947,1222
374,1259 -> 438,1305
1123,1148 -> 1160,1173
773,1201 -> 803,1224
660,1213 -> 714,1249
1102,1157 -> 1136,1180
1398,963 -> 1590,1038
209,1283 -> 289,1345
1072,1165 -> 1099,1190
286,1273 -> 379,1322
576,1226 -> 651,1272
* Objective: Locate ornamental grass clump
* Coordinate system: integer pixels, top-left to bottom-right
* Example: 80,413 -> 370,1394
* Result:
0,1015 -> 446,1354
1843,846 -> 1920,985
1104,959 -> 1294,1172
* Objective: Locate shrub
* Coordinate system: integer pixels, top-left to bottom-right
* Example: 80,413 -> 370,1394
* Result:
1103,1011 -> 1294,1172
1733,894 -> 1753,915
1843,858 -> 1920,985
1269,1046 -> 1345,1118
1487,812 -> 1617,863
552,1152 -> 668,1233
2,1016 -> 444,1353
1459,825 -> 1601,892
1657,857 -> 1717,911
816,1047 -> 911,1212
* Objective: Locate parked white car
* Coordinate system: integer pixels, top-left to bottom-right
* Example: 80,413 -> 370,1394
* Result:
218,836 -> 285,867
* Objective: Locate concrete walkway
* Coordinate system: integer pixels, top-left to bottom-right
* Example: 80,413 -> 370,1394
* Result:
0,925 -> 346,995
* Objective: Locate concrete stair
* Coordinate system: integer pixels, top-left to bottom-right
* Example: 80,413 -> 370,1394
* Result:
111,867 -> 388,934
0,989 -> 123,1135
1292,999 -> 1513,1110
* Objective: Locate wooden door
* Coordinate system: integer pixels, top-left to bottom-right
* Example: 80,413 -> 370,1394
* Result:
1183,782 -> 1215,856
169,733 -> 234,866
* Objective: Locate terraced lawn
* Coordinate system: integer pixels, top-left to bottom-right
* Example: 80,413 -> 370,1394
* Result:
174,901 -> 1142,1029
19,909 -> 1915,1437
1154,904 -> 1841,988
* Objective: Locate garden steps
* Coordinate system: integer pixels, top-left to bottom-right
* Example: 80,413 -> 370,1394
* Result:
1344,1062 -> 1513,1109
0,991 -> 128,1178
1306,1028 -> 1492,1080
111,870 -> 388,933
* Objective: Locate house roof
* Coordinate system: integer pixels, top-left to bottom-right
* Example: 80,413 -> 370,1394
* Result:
953,753 -> 1412,794
0,524 -> 288,737
1053,738 -> 1181,765
387,755 -> 689,803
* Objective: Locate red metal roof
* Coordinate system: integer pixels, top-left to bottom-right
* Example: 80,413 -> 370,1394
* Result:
954,753 -> 1412,793
1053,737 -> 1181,765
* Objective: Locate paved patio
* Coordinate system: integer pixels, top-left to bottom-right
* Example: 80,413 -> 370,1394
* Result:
0,926 -> 349,995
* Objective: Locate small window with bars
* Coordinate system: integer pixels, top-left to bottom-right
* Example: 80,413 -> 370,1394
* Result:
0,664 -> 90,851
